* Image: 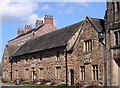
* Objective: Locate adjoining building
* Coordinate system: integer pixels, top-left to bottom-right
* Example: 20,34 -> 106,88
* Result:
2,15 -> 56,81
2,1 -> 120,86
105,1 -> 120,86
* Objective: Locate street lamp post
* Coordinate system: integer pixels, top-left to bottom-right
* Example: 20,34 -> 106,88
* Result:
65,49 -> 68,88
98,32 -> 107,87
10,58 -> 12,81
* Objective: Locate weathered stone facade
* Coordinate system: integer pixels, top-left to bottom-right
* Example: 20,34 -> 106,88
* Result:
8,17 -> 105,86
2,15 -> 56,82
2,1 -> 120,87
105,1 -> 120,86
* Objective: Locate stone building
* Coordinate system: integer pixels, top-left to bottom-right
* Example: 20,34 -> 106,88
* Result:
2,1 -> 120,87
105,1 -> 120,86
2,15 -> 56,81
3,16 -> 105,86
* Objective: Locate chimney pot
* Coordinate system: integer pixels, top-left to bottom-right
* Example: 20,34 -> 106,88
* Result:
44,15 -> 54,25
35,20 -> 43,28
17,28 -> 24,36
24,24 -> 32,33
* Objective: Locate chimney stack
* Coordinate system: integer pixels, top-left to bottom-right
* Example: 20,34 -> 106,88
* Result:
17,28 -> 24,36
24,25 -> 32,33
35,20 -> 43,28
44,15 -> 54,25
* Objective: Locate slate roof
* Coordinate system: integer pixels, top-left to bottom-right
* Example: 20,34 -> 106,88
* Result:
12,21 -> 84,57
87,17 -> 105,32
8,45 -> 19,56
11,17 -> 105,57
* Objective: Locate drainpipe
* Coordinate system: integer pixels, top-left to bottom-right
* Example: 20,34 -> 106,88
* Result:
103,42 -> 107,87
10,58 -> 12,81
65,49 -> 68,88
98,32 -> 107,87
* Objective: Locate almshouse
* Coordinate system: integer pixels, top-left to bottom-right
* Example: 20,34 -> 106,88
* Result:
2,1 -> 120,86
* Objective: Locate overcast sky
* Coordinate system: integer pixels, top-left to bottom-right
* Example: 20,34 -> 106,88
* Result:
0,0 -> 106,62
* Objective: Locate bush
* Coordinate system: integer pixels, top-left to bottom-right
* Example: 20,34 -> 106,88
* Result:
22,81 -> 30,84
2,81 -> 12,83
57,83 -> 66,87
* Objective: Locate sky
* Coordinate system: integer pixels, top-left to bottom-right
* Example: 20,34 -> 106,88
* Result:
0,0 -> 106,62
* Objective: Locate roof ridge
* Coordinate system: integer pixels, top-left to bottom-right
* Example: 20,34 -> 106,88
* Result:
26,20 -> 84,42
8,23 -> 45,42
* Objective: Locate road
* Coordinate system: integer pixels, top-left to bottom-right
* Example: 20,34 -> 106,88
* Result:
0,76 -> 33,88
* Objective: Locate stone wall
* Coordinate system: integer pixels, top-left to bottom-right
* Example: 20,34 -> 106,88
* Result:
11,18 -> 104,86
2,20 -> 56,82
65,18 -> 104,86
2,46 -> 11,81
105,2 -> 120,86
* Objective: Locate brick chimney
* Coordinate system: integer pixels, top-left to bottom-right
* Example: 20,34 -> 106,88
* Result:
44,15 -> 54,25
35,20 -> 43,28
24,25 -> 32,33
17,28 -> 24,36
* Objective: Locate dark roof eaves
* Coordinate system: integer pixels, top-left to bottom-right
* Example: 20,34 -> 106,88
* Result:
12,44 -> 66,58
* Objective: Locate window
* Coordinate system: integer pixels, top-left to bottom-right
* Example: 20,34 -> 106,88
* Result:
15,70 -> 18,78
55,67 -> 61,79
56,55 -> 60,61
80,66 -> 85,80
116,2 -> 119,12
92,65 -> 98,80
84,40 -> 92,52
39,68 -> 43,79
119,31 -> 120,44
114,31 -> 120,45
25,69 -> 29,79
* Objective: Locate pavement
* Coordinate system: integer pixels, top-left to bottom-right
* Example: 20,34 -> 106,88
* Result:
0,76 -> 33,88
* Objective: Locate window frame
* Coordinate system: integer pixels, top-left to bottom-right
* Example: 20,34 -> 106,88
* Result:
39,68 -> 44,79
84,39 -> 92,52
80,66 -> 85,80
92,65 -> 98,80
55,67 -> 61,79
